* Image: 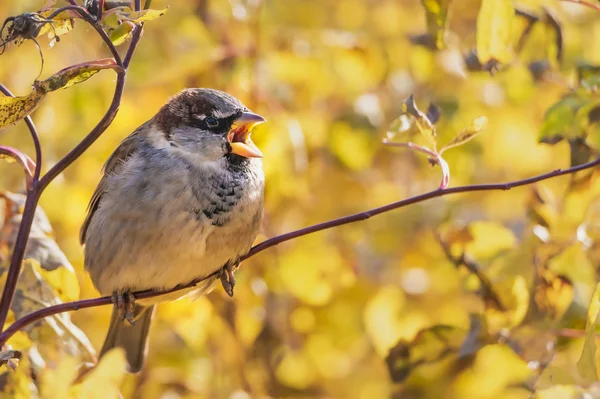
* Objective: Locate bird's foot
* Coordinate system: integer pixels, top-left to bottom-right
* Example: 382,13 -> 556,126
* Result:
219,261 -> 238,297
111,290 -> 136,325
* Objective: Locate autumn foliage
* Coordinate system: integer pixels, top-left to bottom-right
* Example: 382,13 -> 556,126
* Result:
1,0 -> 600,398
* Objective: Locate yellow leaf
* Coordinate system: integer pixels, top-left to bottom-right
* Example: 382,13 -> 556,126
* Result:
38,9 -> 76,39
2,355 -> 35,398
476,0 -> 514,64
440,116 -> 488,154
385,324 -> 465,382
120,8 -> 169,23
466,221 -> 516,259
0,90 -> 46,128
39,356 -> 79,399
275,350 -> 317,389
533,270 -> 573,322
485,276 -> 529,333
452,344 -> 532,397
402,94 -> 437,148
36,58 -> 123,93
108,22 -> 134,46
577,282 -> 600,382
33,260 -> 79,302
73,349 -> 127,399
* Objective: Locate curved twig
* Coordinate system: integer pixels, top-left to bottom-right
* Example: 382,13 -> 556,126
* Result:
1,157 -> 599,346
0,11 -> 144,330
46,5 -> 123,66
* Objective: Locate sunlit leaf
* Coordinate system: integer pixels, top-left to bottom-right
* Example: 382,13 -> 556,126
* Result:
38,9 -> 78,39
0,89 -> 45,128
452,344 -> 532,397
119,8 -> 169,23
386,114 -> 418,140
102,7 -> 168,45
275,350 -> 317,389
386,325 -> 465,383
485,276 -> 529,333
466,221 -> 516,259
402,94 -> 437,148
476,0 -> 514,65
421,0 -> 452,50
577,282 -> 600,383
440,116 -> 488,154
0,59 -> 120,129
39,356 -> 79,399
535,385 -> 589,399
533,270 -> 573,321
1,355 -> 35,397
108,21 -> 134,46
37,58 -> 123,92
72,349 -> 127,398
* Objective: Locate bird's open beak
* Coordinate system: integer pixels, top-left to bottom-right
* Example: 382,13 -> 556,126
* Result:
228,112 -> 266,158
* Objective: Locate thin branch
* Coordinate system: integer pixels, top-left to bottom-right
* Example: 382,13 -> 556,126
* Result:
123,24 -> 143,68
0,6 -> 144,330
0,85 -> 42,182
47,6 -> 123,66
435,232 -> 505,310
0,192 -> 41,328
1,157 -> 599,346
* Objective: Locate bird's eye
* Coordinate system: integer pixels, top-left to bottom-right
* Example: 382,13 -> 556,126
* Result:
205,117 -> 219,128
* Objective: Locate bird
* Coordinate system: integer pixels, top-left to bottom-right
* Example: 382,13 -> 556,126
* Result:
80,88 -> 266,372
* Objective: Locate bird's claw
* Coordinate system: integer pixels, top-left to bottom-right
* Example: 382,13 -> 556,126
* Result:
219,262 -> 237,297
111,290 -> 136,325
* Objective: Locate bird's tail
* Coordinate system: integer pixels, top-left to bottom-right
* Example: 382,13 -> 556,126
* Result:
100,304 -> 156,373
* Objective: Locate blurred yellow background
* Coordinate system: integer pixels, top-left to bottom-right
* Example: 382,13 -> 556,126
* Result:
1,0 -> 600,398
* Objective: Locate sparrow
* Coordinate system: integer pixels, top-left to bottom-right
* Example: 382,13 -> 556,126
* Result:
80,88 -> 265,372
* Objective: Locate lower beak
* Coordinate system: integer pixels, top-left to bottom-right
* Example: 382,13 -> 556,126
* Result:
228,112 -> 266,158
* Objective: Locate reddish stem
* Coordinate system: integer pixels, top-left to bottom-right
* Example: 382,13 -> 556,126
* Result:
1,157 -> 599,345
0,15 -> 144,330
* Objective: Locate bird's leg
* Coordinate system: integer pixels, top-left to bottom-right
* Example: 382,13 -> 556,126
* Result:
111,289 -> 136,325
219,260 -> 239,297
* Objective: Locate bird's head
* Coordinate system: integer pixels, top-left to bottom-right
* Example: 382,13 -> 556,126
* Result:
154,88 -> 265,164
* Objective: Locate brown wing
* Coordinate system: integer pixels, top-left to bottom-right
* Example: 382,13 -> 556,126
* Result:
79,124 -> 148,244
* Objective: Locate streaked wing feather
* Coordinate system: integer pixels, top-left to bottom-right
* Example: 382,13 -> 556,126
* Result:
79,123 -> 148,244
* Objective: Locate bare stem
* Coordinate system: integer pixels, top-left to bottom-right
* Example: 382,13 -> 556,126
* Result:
1,157 -> 599,345
47,6 -> 123,66
0,12 -> 144,331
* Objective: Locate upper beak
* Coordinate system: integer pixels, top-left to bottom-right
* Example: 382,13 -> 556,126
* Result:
228,112 -> 266,158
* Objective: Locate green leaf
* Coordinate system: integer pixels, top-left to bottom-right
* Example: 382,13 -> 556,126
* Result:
36,58 -> 123,92
476,0 -> 514,65
402,94 -> 437,148
539,94 -> 590,145
577,282 -> 600,383
421,0 -> 452,49
578,63 -> 600,90
440,116 -> 488,154
108,21 -> 135,46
